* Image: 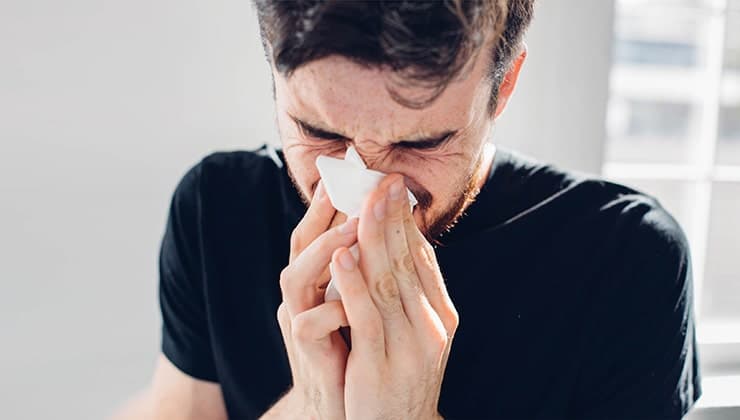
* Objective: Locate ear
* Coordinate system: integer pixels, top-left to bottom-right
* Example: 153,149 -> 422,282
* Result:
493,45 -> 527,119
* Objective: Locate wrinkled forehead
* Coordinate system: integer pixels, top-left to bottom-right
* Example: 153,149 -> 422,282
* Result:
273,49 -> 493,143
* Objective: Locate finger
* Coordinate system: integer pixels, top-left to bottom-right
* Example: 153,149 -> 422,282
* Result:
318,212 -> 348,290
290,300 -> 350,392
281,217 -> 358,317
276,302 -> 298,379
384,175 -> 427,325
403,204 -> 460,336
331,247 -> 385,359
290,181 -> 336,262
357,178 -> 408,336
291,300 -> 349,350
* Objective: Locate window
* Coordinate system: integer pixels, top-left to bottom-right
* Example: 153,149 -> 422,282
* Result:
604,0 -> 740,410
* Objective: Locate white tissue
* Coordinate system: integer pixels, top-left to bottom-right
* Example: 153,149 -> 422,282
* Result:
315,146 -> 417,302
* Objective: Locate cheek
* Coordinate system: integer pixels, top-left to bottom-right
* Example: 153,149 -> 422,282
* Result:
283,142 -> 349,200
428,171 -> 468,204
281,146 -> 319,199
398,156 -> 470,214
392,148 -> 472,189
278,121 -> 347,197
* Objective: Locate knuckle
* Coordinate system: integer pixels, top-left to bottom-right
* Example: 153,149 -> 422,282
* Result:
326,225 -> 352,250
425,324 -> 449,357
319,228 -> 341,250
374,272 -> 401,307
447,305 -> 460,333
389,207 -> 404,224
391,251 -> 416,275
276,302 -> 290,329
289,230 -> 303,253
438,294 -> 460,335
434,323 -> 449,345
308,227 -> 341,256
291,313 -> 313,343
418,242 -> 437,267
279,267 -> 292,294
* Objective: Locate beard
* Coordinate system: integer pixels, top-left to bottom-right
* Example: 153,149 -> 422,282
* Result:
286,149 -> 488,244
413,151 -> 486,244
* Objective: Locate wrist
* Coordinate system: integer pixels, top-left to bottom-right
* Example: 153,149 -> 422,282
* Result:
260,388 -> 309,420
283,388 -> 324,420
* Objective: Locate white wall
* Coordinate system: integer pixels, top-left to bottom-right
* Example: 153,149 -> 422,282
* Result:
0,1 -> 613,419
494,0 -> 615,175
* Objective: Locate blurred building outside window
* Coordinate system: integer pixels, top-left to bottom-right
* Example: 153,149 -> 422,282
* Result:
603,0 -> 740,410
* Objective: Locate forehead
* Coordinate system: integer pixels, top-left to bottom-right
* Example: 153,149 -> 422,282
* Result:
274,49 -> 493,139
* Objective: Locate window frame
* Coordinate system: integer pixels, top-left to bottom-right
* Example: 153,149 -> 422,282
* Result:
603,0 -> 740,393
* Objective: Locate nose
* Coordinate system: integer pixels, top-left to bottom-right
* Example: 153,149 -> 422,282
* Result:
351,144 -> 389,173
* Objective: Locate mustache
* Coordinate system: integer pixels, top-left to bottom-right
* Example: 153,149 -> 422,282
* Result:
408,185 -> 432,210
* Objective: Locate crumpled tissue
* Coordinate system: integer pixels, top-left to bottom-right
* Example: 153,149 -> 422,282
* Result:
315,146 -> 417,302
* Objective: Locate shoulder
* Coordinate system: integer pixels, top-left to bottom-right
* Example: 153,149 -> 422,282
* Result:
164,143 -> 300,250
613,190 -> 689,260
583,178 -> 690,271
571,178 -> 694,332
574,176 -> 691,287
198,144 -> 285,193
503,149 -> 690,274
200,144 -> 284,178
610,189 -> 691,304
489,150 -> 680,238
172,144 -> 287,208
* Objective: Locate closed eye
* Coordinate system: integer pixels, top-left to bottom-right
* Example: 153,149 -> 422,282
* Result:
290,113 -> 457,150
297,121 -> 348,141
396,131 -> 456,151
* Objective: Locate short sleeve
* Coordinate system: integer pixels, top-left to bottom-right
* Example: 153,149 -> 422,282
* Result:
159,161 -> 218,382
574,201 -> 702,419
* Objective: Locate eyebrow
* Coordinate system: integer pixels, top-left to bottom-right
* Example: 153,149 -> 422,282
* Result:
288,113 -> 458,149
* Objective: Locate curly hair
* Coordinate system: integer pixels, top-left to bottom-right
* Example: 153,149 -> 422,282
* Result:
253,0 -> 534,111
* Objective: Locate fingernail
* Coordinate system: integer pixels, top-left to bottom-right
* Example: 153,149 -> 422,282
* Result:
389,179 -> 403,201
373,198 -> 386,221
339,218 -> 358,234
338,249 -> 356,271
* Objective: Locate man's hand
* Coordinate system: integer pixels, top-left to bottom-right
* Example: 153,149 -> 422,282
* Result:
271,182 -> 356,420
330,174 -> 459,420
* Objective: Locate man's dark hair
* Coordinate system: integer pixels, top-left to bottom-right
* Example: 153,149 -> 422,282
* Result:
252,0 -> 534,111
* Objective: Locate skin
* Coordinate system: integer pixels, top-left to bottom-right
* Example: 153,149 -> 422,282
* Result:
265,44 -> 527,419
111,37 -> 526,420
277,44 -> 509,240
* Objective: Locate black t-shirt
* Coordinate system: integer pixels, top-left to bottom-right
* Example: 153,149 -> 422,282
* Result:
159,144 -> 701,419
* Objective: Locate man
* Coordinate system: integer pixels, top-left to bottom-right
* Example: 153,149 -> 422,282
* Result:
115,1 -> 701,419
